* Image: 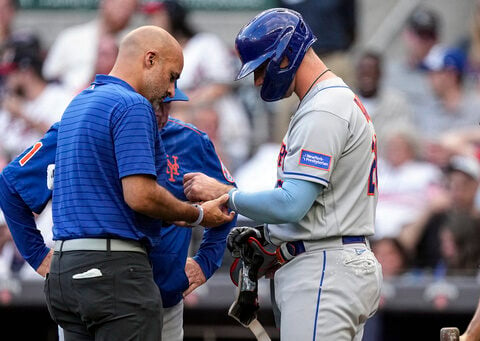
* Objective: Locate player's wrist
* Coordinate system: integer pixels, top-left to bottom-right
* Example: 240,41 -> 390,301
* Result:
190,204 -> 204,227
228,188 -> 239,212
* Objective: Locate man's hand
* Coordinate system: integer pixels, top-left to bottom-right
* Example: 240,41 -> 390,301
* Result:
36,249 -> 54,277
174,194 -> 235,227
183,258 -> 206,297
184,172 -> 233,202
200,193 -> 235,227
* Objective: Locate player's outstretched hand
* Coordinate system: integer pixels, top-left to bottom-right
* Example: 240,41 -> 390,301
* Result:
200,193 -> 235,228
183,257 -> 207,297
184,172 -> 234,202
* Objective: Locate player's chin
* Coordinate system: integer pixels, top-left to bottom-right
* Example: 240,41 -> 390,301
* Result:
282,86 -> 295,100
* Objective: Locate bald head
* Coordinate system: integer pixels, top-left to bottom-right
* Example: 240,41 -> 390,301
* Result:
119,25 -> 181,60
110,25 -> 183,103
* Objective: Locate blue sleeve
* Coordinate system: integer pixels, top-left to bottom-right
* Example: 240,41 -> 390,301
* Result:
193,137 -> 237,279
0,175 -> 50,270
112,103 -> 159,179
229,178 -> 323,224
2,123 -> 58,214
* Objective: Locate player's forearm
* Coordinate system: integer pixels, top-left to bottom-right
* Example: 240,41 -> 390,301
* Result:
229,178 -> 322,224
122,175 -> 199,223
135,185 -> 199,222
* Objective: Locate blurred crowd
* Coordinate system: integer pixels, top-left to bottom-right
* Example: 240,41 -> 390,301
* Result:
0,0 -> 479,286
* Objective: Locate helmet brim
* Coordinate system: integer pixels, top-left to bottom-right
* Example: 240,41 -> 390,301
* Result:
235,50 -> 275,80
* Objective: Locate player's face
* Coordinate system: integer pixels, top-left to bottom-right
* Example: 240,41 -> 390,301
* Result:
254,57 -> 293,99
154,102 -> 171,129
145,52 -> 183,103
253,61 -> 267,87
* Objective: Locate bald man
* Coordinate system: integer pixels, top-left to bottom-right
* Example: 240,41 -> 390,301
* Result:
43,26 -> 234,341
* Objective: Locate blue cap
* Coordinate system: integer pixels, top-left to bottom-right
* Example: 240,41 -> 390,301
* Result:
163,81 -> 189,103
424,47 -> 466,74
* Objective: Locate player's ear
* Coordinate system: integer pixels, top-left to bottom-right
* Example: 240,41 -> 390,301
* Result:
145,51 -> 157,69
280,56 -> 290,69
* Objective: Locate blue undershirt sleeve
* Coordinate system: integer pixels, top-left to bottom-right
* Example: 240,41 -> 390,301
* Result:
228,178 -> 323,224
192,136 -> 237,279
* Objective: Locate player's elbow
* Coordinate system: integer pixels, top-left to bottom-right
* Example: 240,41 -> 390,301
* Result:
271,201 -> 308,223
280,206 -> 308,223
124,193 -> 152,215
122,175 -> 156,215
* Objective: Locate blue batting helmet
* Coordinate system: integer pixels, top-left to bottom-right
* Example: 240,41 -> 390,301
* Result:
235,8 -> 316,102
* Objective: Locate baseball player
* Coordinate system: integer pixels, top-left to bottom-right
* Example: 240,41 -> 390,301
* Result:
0,85 -> 237,340
184,8 -> 383,340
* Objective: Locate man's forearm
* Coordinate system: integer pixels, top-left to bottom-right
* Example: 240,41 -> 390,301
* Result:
122,174 -> 234,228
122,175 -> 200,223
143,184 -> 200,222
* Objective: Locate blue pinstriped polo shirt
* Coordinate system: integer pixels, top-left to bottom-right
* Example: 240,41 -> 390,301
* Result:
52,75 -> 166,246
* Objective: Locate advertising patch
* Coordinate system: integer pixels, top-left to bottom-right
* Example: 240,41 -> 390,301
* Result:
299,150 -> 331,171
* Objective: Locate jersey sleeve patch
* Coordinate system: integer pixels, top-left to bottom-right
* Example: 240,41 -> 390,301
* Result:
19,142 -> 43,166
220,160 -> 235,183
298,149 -> 332,171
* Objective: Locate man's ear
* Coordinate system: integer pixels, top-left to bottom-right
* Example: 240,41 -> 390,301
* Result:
280,56 -> 290,69
145,51 -> 157,69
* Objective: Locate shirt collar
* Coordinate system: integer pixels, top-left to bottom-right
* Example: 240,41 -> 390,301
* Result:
91,74 -> 136,92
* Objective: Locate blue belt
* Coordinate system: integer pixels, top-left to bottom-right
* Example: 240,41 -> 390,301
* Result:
279,236 -> 367,263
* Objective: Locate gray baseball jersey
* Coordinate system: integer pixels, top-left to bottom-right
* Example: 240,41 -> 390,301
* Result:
267,77 -> 378,244
268,77 -> 382,341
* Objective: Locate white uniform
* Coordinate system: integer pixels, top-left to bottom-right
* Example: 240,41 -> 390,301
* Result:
266,77 -> 383,340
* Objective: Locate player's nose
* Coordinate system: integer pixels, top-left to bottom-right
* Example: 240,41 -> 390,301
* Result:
166,82 -> 175,98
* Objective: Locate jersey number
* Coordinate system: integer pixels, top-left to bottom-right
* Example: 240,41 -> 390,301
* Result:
354,95 -> 377,196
